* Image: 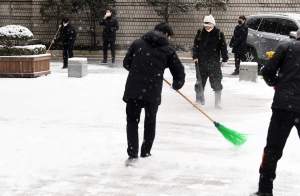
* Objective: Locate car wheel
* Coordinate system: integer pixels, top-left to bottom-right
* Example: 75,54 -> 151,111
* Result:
246,48 -> 262,75
245,48 -> 258,62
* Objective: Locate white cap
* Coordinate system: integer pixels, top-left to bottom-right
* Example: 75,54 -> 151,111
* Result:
203,14 -> 215,26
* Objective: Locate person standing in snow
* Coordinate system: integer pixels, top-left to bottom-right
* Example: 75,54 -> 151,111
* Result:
229,15 -> 248,75
250,30 -> 300,196
123,22 -> 185,166
99,8 -> 119,65
192,14 -> 228,109
51,17 -> 76,69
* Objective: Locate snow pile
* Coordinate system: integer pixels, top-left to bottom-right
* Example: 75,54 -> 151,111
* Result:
0,44 -> 46,49
0,25 -> 46,55
0,25 -> 33,39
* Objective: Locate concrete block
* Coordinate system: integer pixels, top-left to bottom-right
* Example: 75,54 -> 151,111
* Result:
68,57 -> 88,78
239,62 -> 258,83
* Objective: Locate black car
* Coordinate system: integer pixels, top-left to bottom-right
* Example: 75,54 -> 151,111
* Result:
245,13 -> 300,71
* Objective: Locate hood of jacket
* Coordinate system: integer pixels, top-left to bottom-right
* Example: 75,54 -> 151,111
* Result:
141,30 -> 170,47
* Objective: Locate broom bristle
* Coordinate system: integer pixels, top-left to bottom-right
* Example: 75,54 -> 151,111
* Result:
214,122 -> 248,147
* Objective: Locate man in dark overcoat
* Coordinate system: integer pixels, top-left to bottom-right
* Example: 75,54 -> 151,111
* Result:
99,9 -> 119,64
229,15 -> 248,75
123,22 -> 185,166
251,29 -> 300,196
52,17 -> 76,69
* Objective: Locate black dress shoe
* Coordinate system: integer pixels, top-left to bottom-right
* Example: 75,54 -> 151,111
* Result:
100,60 -> 107,64
231,71 -> 239,75
141,153 -> 151,158
62,66 -> 68,69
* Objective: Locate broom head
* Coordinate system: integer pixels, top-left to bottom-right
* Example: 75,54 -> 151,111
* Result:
214,122 -> 248,147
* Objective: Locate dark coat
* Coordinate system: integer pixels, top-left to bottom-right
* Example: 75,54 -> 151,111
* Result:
55,23 -> 76,45
229,23 -> 248,54
192,27 -> 228,66
123,30 -> 186,105
99,16 -> 119,42
261,39 -> 300,113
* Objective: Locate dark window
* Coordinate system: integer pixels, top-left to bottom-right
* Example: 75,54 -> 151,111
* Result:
246,18 -> 262,30
258,18 -> 279,33
277,19 -> 298,36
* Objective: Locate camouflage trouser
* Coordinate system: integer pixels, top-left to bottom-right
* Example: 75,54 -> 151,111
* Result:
197,62 -> 223,91
195,62 -> 205,104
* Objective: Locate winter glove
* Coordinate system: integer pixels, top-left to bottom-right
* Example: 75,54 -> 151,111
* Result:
110,27 -> 115,32
221,62 -> 227,67
263,75 -> 277,87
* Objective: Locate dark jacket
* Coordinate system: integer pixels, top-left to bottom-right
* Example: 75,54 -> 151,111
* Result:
55,23 -> 76,45
99,16 -> 119,42
261,39 -> 300,113
192,27 -> 228,66
123,30 -> 185,105
229,23 -> 248,54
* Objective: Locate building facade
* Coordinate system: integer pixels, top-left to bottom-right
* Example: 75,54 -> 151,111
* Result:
0,0 -> 299,50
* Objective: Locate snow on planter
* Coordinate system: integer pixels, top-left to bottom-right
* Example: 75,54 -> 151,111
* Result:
0,25 -> 34,47
0,25 -> 50,77
0,25 -> 46,56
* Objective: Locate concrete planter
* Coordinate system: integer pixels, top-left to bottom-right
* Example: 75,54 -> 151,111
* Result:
0,54 -> 51,78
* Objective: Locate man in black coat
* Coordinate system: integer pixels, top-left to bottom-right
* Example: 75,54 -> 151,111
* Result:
229,15 -> 248,75
251,30 -> 300,196
192,14 -> 228,109
99,9 -> 119,64
52,17 -> 76,69
123,22 -> 185,166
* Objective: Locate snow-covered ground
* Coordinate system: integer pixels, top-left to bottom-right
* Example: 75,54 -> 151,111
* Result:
0,60 -> 299,196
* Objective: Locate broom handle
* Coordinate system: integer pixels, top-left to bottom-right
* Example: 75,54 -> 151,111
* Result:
46,26 -> 61,53
163,78 -> 215,123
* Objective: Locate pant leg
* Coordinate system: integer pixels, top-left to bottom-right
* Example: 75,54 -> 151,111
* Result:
110,41 -> 116,61
259,108 -> 295,193
208,65 -> 223,91
295,113 -> 300,138
126,99 -> 143,158
199,64 -> 208,89
63,45 -> 69,67
234,53 -> 241,72
67,44 -> 74,59
103,41 -> 109,60
240,53 -> 246,62
141,101 -> 159,156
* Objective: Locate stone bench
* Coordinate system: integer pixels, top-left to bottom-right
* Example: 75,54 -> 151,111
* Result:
68,57 -> 87,78
239,62 -> 258,83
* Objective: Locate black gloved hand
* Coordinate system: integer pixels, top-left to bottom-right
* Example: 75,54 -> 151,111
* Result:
264,75 -> 277,86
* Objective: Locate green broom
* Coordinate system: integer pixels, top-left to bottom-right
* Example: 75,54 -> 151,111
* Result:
163,78 -> 248,147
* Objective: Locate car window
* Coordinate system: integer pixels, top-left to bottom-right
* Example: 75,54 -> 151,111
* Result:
277,19 -> 298,36
258,18 -> 279,33
247,17 -> 262,30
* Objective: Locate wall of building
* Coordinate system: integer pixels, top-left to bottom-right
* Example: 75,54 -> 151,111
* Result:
0,0 -> 299,50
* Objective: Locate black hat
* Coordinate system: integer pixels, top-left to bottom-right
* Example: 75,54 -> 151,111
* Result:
61,17 -> 69,23
239,15 -> 246,21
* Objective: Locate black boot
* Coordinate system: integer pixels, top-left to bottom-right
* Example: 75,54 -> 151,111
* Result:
249,191 -> 273,196
101,59 -> 107,64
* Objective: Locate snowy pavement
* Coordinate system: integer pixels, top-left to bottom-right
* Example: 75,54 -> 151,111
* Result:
0,58 -> 300,196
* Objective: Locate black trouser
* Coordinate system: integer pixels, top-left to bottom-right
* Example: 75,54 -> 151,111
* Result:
126,99 -> 159,158
234,53 -> 246,72
103,41 -> 115,61
63,44 -> 74,67
259,108 -> 300,193
199,63 -> 223,91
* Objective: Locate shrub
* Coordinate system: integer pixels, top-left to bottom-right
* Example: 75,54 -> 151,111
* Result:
0,25 -> 34,47
0,45 -> 46,56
